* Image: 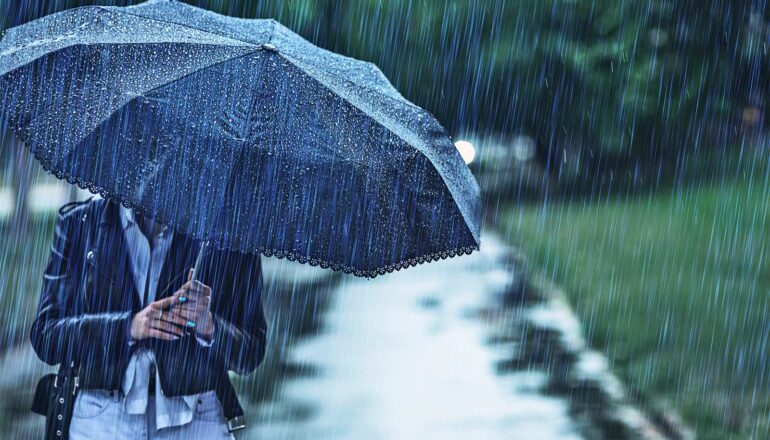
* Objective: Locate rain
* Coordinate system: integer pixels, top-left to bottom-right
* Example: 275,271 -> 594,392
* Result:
0,1 -> 768,439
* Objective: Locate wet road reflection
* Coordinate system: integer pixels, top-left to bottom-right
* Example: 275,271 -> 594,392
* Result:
250,235 -> 583,440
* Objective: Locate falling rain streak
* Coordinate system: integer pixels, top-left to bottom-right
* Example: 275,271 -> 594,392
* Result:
0,1 -> 768,440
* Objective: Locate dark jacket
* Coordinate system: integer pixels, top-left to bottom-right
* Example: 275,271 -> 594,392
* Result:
30,198 -> 267,397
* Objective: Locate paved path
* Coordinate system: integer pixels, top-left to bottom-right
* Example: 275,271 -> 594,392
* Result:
250,235 -> 583,440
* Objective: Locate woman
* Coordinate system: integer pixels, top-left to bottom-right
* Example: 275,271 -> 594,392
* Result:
30,197 -> 267,439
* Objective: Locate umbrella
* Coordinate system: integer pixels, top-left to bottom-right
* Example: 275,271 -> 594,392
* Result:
0,0 -> 480,278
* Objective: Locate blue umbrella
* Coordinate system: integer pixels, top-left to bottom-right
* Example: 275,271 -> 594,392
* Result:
0,0 -> 480,278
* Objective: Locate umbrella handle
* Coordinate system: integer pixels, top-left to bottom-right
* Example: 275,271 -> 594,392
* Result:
190,240 -> 210,282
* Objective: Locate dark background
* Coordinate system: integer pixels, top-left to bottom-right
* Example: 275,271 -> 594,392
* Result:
2,0 -> 769,183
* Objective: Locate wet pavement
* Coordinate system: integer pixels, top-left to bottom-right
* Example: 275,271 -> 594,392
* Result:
249,235 -> 584,440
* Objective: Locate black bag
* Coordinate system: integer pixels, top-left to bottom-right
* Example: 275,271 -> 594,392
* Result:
31,362 -> 80,440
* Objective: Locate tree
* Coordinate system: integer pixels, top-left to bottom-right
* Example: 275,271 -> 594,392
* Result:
2,0 -> 767,178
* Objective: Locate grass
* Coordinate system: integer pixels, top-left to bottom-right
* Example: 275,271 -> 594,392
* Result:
503,151 -> 770,439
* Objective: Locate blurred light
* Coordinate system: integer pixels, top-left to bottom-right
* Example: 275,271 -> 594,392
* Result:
511,136 -> 537,162
743,106 -> 762,126
647,28 -> 669,47
0,188 -> 12,219
454,140 -> 476,164
29,183 -> 67,213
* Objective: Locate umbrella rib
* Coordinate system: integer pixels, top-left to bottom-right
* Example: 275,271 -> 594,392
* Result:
5,6 -> 417,120
281,53 -> 444,165
0,38 -> 258,78
280,51 -> 426,114
277,53 -> 480,247
269,19 -> 277,43
59,46 -> 261,149
112,6 -> 408,106
4,43 -> 259,142
105,7 -> 410,107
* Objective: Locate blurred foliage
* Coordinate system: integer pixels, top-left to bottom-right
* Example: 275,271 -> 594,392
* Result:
1,0 -> 769,171
0,216 -> 56,346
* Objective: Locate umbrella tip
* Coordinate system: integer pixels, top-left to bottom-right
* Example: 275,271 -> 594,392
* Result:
262,43 -> 277,52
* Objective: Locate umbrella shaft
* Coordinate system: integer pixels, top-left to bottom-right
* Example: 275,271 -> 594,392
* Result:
191,241 -> 210,282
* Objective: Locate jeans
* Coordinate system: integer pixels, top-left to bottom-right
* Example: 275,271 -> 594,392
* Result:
68,389 -> 234,440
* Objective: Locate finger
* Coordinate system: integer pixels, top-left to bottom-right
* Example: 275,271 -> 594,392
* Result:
162,310 -> 192,326
147,328 -> 180,341
170,302 -> 198,314
167,290 -> 198,307
174,297 -> 210,309
169,310 -> 200,325
166,309 -> 198,329
150,320 -> 185,336
178,292 -> 206,305
169,307 -> 202,317
180,298 -> 210,309
172,289 -> 193,305
151,320 -> 184,336
176,290 -> 198,303
152,295 -> 177,310
154,308 -> 179,320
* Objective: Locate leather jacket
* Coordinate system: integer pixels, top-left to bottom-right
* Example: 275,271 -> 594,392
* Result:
30,198 -> 267,399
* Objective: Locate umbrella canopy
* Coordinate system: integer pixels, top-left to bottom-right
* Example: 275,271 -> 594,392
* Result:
0,0 -> 480,278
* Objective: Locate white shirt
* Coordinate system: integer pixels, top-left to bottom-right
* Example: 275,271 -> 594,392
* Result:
119,206 -> 209,430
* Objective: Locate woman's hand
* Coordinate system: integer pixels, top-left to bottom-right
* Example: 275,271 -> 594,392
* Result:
129,295 -> 188,341
167,269 -> 215,340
